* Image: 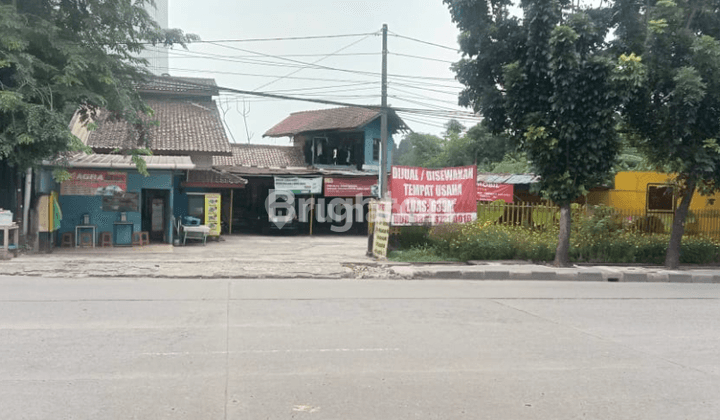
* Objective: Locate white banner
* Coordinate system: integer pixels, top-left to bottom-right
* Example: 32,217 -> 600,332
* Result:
273,176 -> 323,194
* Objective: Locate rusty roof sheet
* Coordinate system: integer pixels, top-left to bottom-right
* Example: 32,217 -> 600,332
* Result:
184,170 -> 247,187
264,106 -> 407,138
477,173 -> 540,184
86,98 -> 232,155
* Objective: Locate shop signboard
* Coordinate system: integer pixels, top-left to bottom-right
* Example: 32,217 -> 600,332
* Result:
372,199 -> 391,258
274,176 -> 322,194
324,177 -> 377,197
390,165 -> 477,226
204,193 -> 221,237
60,169 -> 127,196
477,182 -> 514,203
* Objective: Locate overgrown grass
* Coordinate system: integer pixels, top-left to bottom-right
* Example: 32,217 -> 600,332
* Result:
388,245 -> 460,262
389,206 -> 720,265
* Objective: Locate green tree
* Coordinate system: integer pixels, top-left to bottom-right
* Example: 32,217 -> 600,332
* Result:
0,0 -> 197,172
444,119 -> 466,136
613,0 -> 720,269
445,0 -> 642,266
396,132 -> 444,167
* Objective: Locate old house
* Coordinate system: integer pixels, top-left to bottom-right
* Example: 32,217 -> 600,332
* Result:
39,75 -> 245,247
215,106 -> 408,233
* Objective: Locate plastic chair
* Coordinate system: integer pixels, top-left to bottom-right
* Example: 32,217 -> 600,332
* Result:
132,231 -> 150,246
99,231 -> 113,247
61,232 -> 74,248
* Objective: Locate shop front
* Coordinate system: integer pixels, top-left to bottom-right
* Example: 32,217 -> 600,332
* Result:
55,168 -> 177,246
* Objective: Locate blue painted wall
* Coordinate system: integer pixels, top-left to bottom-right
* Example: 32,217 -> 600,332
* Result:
57,169 -> 176,245
363,118 -> 394,168
37,169 -> 58,195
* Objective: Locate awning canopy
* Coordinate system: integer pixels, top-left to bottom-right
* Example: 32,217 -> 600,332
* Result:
182,170 -> 247,189
47,153 -> 196,170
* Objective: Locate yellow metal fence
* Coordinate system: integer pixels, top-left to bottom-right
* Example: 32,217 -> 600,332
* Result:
476,201 -> 720,238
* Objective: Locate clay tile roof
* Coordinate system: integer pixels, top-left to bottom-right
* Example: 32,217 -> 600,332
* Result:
137,76 -> 219,96
263,106 -> 407,138
86,98 -> 232,155
213,144 -> 307,168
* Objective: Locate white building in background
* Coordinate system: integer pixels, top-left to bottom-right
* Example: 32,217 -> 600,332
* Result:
139,0 -> 169,75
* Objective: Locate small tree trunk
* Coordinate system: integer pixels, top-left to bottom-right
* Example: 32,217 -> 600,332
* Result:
554,204 -> 572,267
665,180 -> 696,269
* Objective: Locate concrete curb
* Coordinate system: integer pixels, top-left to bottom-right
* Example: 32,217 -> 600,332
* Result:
386,265 -> 720,283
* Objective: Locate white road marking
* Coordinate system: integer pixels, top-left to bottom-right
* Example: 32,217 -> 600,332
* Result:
140,348 -> 401,356
293,405 -> 321,413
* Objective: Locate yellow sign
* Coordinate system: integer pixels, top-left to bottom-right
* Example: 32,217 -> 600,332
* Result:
372,200 -> 391,259
204,193 -> 221,236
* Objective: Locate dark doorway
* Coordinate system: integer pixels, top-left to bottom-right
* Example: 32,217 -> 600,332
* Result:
141,189 -> 170,242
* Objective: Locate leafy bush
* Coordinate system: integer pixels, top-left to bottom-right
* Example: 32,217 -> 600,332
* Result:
427,223 -> 465,253
680,236 -> 720,264
395,226 -> 430,249
392,207 -> 720,265
388,244 -> 456,262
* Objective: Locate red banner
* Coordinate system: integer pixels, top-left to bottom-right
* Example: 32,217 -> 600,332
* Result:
60,169 -> 127,196
477,182 -> 514,203
324,176 -> 376,197
390,165 -> 478,226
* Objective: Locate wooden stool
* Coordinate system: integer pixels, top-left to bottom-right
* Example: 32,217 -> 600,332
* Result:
78,231 -> 93,247
99,231 -> 113,247
61,232 -> 74,248
132,231 -> 150,246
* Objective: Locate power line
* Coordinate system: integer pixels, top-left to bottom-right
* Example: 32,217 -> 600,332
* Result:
388,31 -> 459,52
389,52 -> 456,64
390,80 -> 462,95
201,36 -> 459,83
389,86 -> 462,107
170,51 -> 380,59
249,32 -> 378,91
399,115 -> 449,130
140,32 -> 378,45
163,66 -> 378,84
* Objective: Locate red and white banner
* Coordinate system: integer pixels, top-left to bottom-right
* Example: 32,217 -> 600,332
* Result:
390,165 -> 478,226
60,169 -> 127,196
324,176 -> 376,197
477,182 -> 514,203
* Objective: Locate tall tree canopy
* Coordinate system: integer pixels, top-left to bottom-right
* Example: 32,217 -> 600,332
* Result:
613,0 -> 720,268
0,0 -> 197,171
444,0 -> 643,266
393,121 -> 510,169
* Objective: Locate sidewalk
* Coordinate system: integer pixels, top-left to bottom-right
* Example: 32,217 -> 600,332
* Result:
1,234 -> 719,282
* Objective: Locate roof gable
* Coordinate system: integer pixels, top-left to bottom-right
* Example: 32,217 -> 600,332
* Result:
85,98 -> 232,155
264,106 -> 407,138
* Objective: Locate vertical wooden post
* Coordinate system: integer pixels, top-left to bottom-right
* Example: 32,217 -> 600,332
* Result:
229,189 -> 234,234
310,194 -> 314,236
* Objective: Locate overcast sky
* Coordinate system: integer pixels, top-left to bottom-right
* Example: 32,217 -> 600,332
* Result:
167,0 -> 477,145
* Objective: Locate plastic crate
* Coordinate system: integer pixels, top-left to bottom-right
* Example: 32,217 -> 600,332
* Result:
0,210 -> 13,225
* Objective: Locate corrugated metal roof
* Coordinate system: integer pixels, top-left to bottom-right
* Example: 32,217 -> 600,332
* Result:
184,170 -> 247,187
55,153 -> 195,169
477,173 -> 540,184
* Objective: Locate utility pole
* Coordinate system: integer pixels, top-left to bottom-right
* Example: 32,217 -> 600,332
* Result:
380,24 -> 389,198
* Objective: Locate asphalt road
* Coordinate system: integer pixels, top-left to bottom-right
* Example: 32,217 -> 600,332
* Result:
1,276 -> 719,419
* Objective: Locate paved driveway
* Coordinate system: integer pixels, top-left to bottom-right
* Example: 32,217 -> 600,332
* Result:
0,234 -> 372,278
